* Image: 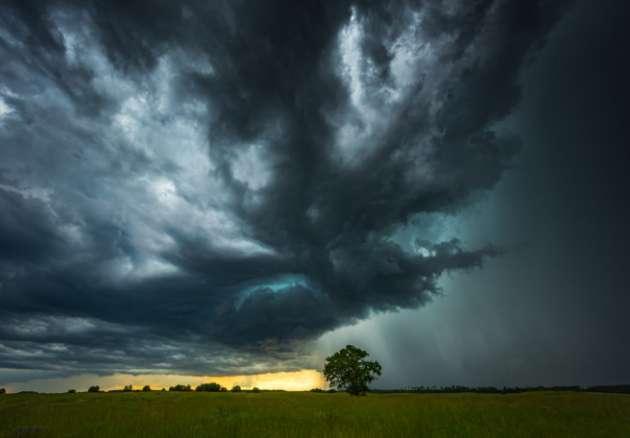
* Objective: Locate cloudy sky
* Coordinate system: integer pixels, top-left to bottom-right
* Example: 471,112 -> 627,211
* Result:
1,0 -> 629,392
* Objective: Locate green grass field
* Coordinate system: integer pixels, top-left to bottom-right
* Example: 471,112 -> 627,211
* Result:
1,391 -> 629,437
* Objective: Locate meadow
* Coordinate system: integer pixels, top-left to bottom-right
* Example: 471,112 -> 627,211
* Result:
1,391 -> 629,437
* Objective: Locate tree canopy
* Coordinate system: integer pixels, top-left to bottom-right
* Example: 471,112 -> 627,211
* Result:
323,345 -> 382,395
195,382 -> 222,392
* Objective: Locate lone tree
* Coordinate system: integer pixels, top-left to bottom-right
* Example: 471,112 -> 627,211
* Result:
323,345 -> 382,395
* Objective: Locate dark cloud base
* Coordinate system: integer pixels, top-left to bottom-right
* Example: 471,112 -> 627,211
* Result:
0,0 -> 574,377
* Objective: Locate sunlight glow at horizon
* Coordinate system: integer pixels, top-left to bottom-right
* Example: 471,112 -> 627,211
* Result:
2,369 -> 327,394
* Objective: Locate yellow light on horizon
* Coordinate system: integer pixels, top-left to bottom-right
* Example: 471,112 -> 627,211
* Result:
3,369 -> 328,393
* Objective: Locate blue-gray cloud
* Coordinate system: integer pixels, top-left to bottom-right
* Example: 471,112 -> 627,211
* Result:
0,0 -> 573,379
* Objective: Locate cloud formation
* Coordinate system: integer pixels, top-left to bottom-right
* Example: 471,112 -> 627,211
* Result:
0,0 -> 572,378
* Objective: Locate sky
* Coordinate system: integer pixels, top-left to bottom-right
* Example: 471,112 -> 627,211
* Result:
1,0 -> 629,392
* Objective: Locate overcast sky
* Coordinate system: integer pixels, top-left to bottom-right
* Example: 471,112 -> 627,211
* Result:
1,0 -> 629,391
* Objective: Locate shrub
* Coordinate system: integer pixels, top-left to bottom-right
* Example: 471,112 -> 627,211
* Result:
123,384 -> 133,392
310,388 -> 324,393
0,388 -> 6,394
142,385 -> 151,392
67,389 -> 76,394
231,385 -> 242,392
169,384 -> 192,392
88,385 -> 100,393
195,382 -> 222,392
251,387 -> 261,393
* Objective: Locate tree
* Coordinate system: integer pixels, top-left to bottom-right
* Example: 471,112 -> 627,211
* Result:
0,388 -> 5,394
67,389 -> 76,394
323,345 -> 382,395
231,385 -> 241,392
142,385 -> 151,392
87,385 -> 100,393
123,384 -> 133,392
169,384 -> 192,392
195,382 -> 222,392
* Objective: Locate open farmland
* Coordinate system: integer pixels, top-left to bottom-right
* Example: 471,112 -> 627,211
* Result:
1,391 -> 629,437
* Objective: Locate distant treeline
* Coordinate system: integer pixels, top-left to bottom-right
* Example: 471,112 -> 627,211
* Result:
3,384 -> 629,395
167,383 -> 261,393
369,385 -> 630,394
99,383 -> 264,393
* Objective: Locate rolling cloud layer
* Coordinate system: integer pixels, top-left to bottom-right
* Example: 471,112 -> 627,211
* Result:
0,0 -> 573,378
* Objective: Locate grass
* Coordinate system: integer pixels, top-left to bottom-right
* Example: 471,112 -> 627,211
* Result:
1,391 -> 629,437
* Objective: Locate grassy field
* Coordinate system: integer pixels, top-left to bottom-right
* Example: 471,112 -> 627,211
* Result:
1,391 -> 629,437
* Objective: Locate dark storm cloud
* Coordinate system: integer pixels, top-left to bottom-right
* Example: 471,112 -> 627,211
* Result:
0,0 -> 573,377
335,0 -> 630,389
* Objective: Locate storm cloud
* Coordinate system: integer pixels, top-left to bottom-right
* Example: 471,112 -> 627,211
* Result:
0,0 -> 574,377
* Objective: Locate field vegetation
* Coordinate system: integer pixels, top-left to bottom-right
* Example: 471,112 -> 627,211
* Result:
1,390 -> 629,437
